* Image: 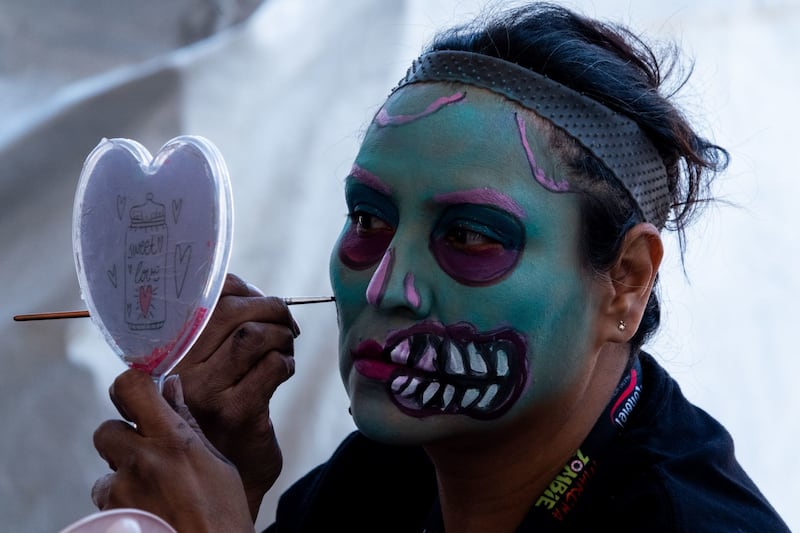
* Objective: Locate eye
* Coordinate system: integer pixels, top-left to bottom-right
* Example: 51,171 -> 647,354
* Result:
353,211 -> 393,236
443,224 -> 505,254
430,205 -> 524,286
338,182 -> 398,270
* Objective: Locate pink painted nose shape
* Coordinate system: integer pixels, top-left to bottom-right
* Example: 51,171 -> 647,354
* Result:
365,247 -> 421,310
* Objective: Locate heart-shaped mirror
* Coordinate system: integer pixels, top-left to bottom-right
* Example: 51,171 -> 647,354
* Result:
73,135 -> 233,388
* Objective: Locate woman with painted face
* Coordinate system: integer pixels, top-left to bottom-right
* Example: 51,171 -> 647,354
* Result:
90,3 -> 790,532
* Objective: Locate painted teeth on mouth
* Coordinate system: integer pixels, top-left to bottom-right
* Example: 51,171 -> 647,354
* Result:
466,343 -> 488,375
422,382 -> 440,405
445,342 -> 465,374
402,377 -> 421,397
392,337 -> 500,379
417,343 -> 437,372
461,388 -> 480,407
392,374 -> 507,413
477,384 -> 499,409
442,384 -> 455,408
442,340 -> 490,377
387,335 -> 518,415
391,376 -> 405,392
496,349 -> 509,376
390,339 -> 411,365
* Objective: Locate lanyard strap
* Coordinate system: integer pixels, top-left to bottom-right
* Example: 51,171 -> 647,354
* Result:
423,355 -> 644,531
529,355 -> 643,523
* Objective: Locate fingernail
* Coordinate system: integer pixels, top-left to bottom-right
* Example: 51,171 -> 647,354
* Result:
246,282 -> 265,296
163,374 -> 184,405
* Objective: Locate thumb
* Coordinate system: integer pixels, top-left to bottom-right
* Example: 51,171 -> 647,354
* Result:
162,375 -> 231,464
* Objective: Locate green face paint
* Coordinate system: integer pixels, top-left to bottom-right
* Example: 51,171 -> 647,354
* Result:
329,83 -> 603,444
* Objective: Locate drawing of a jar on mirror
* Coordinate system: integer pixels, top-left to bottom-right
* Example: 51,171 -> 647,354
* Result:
125,192 -> 167,330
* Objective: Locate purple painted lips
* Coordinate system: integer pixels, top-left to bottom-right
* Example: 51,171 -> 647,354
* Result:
356,322 -> 528,420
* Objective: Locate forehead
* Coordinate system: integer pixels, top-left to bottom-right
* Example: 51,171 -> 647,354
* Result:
355,83 -> 568,197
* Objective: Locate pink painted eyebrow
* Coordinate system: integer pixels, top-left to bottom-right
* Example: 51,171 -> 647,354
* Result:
375,92 -> 466,127
433,188 -> 526,219
349,164 -> 391,195
515,112 -> 569,192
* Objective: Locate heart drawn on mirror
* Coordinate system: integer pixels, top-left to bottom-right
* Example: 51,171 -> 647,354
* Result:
73,136 -> 233,385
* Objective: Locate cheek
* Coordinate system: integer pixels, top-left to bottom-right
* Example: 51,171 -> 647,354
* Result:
518,277 -> 598,396
330,239 -> 370,330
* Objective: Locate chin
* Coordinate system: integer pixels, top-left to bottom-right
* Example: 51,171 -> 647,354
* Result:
347,375 -> 429,444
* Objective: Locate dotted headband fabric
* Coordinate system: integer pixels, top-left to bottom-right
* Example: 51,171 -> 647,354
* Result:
392,51 -> 670,228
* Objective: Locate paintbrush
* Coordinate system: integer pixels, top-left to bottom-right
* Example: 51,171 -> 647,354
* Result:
12,296 -> 335,322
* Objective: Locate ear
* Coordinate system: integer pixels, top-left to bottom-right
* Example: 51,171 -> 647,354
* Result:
601,223 -> 663,342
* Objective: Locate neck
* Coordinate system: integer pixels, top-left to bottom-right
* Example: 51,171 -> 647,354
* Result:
423,344 -> 630,533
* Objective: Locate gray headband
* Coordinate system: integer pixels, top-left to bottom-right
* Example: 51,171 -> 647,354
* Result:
392,50 -> 670,228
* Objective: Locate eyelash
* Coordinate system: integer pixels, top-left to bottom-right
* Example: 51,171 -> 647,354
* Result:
350,211 -> 393,233
443,224 -> 503,251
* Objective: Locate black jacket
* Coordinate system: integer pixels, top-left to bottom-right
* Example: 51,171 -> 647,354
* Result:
266,352 -> 789,532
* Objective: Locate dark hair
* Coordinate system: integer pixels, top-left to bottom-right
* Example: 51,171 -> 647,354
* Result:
427,2 -> 728,351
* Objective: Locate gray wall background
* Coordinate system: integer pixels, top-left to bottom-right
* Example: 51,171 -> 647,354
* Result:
1,0 -> 797,531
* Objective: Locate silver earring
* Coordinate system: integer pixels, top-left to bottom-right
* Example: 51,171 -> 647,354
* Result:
618,320 -> 627,332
